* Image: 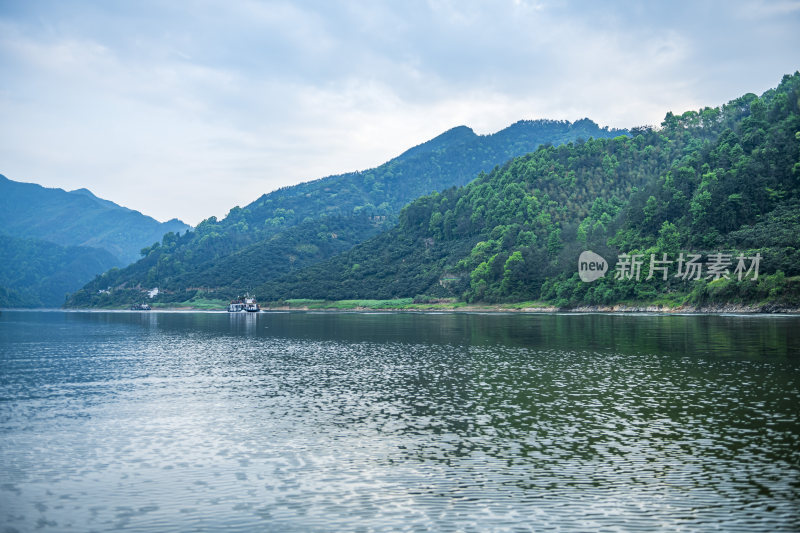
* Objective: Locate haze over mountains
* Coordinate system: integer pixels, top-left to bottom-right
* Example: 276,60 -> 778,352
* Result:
0,175 -> 189,306
0,175 -> 190,264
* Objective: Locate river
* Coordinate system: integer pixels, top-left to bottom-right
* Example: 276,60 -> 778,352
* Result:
1,310 -> 798,531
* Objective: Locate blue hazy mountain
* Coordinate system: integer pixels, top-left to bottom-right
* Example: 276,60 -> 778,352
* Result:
0,234 -> 119,307
0,174 -> 190,265
0,174 -> 190,307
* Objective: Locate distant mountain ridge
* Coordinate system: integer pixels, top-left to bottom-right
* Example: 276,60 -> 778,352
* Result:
240,118 -> 623,221
0,174 -> 190,265
67,118 -> 626,307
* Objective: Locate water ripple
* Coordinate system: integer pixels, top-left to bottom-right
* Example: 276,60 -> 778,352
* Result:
1,311 -> 798,531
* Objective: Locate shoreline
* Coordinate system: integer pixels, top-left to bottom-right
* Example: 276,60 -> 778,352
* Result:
36,301 -> 800,315
260,304 -> 800,314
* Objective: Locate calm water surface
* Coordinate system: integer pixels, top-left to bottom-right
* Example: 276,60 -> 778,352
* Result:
1,311 -> 798,532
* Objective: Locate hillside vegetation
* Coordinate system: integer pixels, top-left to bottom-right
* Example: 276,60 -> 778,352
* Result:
67,119 -> 623,307
256,73 -> 800,309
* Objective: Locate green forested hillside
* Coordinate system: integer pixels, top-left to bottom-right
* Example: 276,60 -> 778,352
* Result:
0,235 -> 119,307
67,119 -> 624,307
257,73 -> 800,308
0,175 -> 190,265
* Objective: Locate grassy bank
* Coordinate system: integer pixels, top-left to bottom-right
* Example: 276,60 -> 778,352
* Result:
151,296 -> 230,310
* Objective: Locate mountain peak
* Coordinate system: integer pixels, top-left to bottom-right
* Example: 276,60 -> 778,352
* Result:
396,125 -> 477,161
69,187 -> 98,198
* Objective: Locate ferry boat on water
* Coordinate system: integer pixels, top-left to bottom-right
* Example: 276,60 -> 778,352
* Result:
130,303 -> 151,311
228,295 -> 260,313
244,296 -> 260,312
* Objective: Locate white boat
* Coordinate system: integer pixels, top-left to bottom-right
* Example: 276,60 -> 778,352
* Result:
244,296 -> 260,312
229,294 -> 260,312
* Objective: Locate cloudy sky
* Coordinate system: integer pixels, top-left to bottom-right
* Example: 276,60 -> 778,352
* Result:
1,1 -> 799,225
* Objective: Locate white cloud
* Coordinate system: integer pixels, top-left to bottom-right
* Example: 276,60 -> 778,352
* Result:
0,0 -> 798,225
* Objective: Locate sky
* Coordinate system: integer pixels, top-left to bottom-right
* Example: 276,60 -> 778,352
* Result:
1,1 -> 799,226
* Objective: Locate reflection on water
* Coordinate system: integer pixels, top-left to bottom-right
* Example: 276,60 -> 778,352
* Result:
1,311 -> 799,531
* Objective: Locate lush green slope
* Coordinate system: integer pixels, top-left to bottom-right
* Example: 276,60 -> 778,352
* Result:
257,73 -> 800,308
256,131 -> 673,300
67,119 -> 624,307
0,234 -> 119,307
0,175 -> 190,265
